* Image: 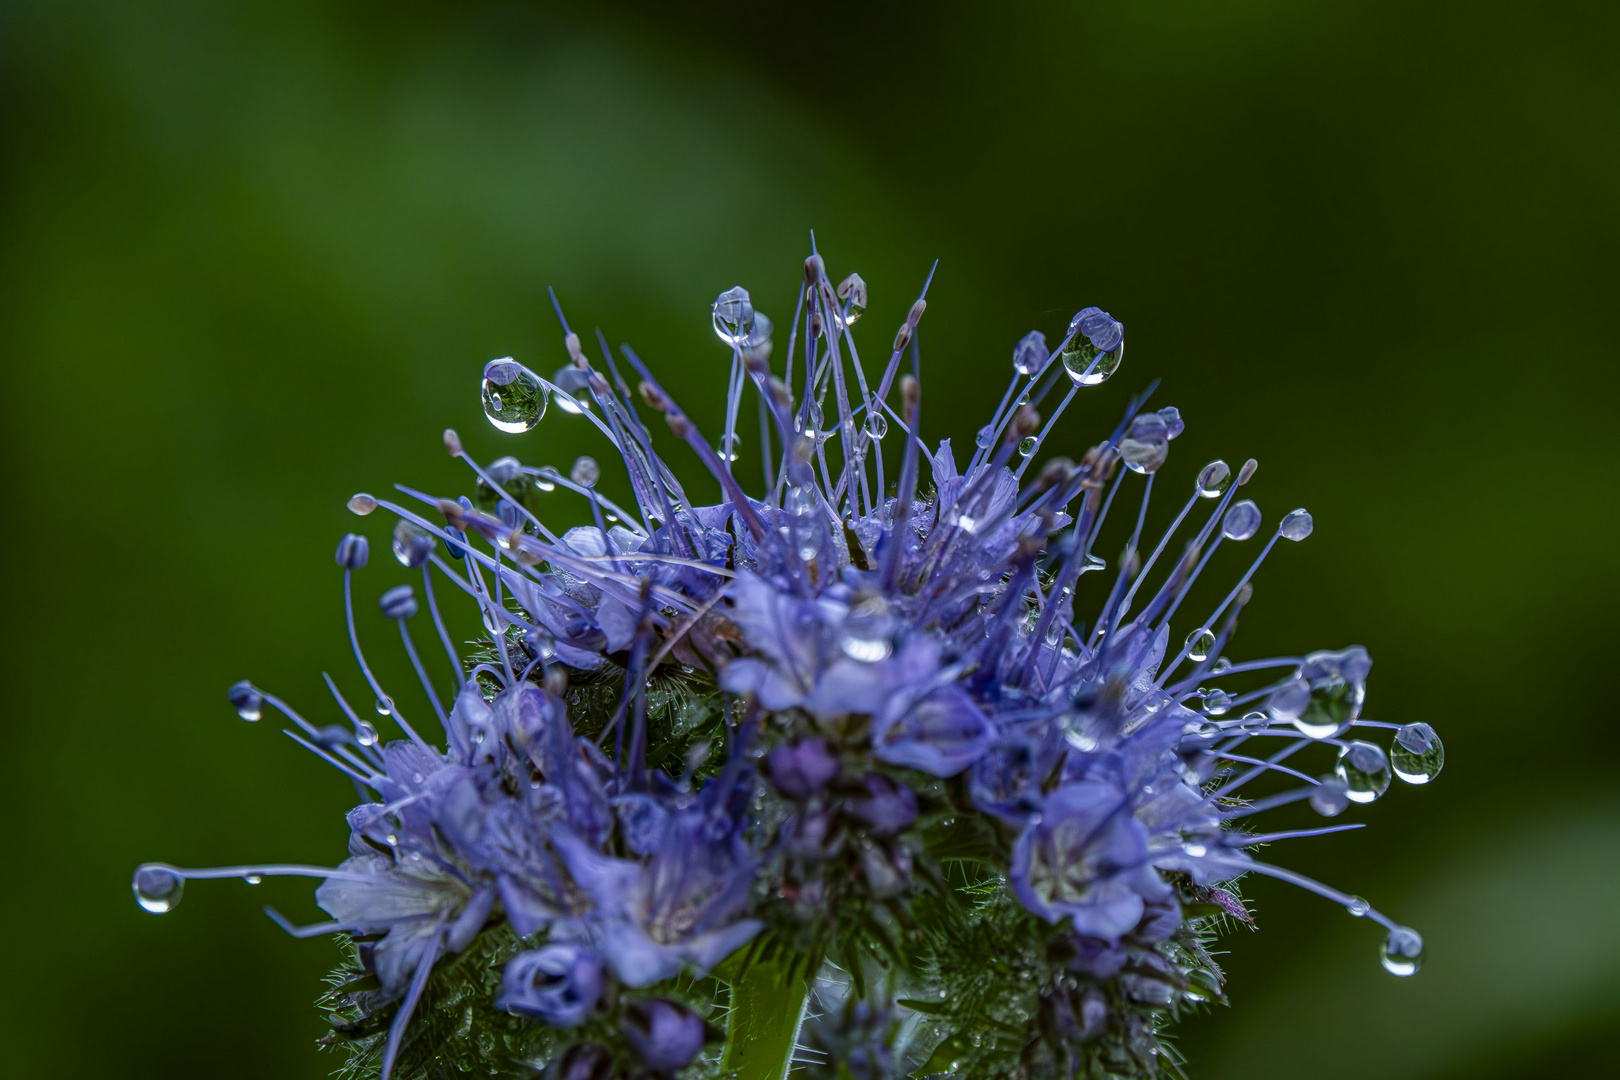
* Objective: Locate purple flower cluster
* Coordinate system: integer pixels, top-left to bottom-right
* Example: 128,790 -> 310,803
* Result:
136,248 -> 1441,1078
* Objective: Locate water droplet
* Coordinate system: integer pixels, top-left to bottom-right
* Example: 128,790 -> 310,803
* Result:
1060,307 -> 1124,385
975,424 -> 995,449
532,467 -> 558,493
1310,777 -> 1350,817
356,719 -> 379,747
1336,740 -> 1392,803
244,874 -> 263,885
392,520 -> 434,568
1261,678 -> 1309,726
570,456 -> 600,487
1391,722 -> 1445,784
1211,656 -> 1233,673
1012,330 -> 1050,376
712,286 -> 755,346
385,833 -> 398,846
228,680 -> 262,722
1381,926 -> 1425,976
1222,499 -> 1262,540
1081,553 -> 1106,574
1184,840 -> 1209,857
865,411 -> 888,440
347,493 -> 377,516
1280,508 -> 1314,541
551,366 -> 594,413
375,698 -> 392,718
1061,341 -> 1122,385
1294,647 -> 1369,737
839,593 -> 895,663
412,772 -> 425,784
1345,895 -> 1370,917
836,273 -> 867,325
482,359 -> 547,433
955,514 -> 978,533
1239,710 -> 1270,733
1018,435 -> 1038,458
1203,689 -> 1232,716
1185,627 -> 1216,662
133,865 -> 184,913
1196,460 -> 1231,498
716,440 -> 738,462
527,628 -> 556,660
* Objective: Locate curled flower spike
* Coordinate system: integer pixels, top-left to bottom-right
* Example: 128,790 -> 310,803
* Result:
137,246 -> 1436,1080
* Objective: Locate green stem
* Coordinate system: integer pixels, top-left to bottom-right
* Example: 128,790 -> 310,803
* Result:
720,957 -> 810,1080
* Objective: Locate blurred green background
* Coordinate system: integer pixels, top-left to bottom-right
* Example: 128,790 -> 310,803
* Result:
3,1 -> 1617,1077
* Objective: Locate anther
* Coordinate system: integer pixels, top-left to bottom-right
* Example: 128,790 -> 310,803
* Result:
335,534 -> 369,570
443,428 -> 463,458
379,585 -> 418,620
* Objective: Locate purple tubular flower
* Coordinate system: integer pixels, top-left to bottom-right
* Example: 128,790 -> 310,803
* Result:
621,998 -> 707,1073
872,684 -> 995,776
1010,781 -> 1172,941
498,943 -> 604,1027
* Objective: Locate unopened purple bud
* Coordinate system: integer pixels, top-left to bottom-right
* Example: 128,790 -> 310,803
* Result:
846,774 -> 917,835
554,1043 -> 614,1080
499,944 -> 604,1028
335,533 -> 369,569
767,738 -> 840,799
621,998 -> 706,1073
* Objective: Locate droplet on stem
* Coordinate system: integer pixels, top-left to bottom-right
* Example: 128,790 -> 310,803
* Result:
133,865 -> 184,913
482,358 -> 548,433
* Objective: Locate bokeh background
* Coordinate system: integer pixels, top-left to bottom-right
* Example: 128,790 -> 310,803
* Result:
3,1 -> 1617,1077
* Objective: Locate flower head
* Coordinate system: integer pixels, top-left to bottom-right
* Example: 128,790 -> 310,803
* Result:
136,246 -> 1438,1079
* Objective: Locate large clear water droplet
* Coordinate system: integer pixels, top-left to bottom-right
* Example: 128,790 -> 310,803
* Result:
1185,627 -> 1216,662
1239,710 -> 1270,733
1345,895 -> 1370,917
1222,499 -> 1262,540
1391,722 -> 1444,783
1203,689 -> 1232,716
346,492 -> 377,516
356,719 -> 379,747
1196,460 -> 1231,498
1280,508 -> 1314,541
1018,435 -> 1038,458
1336,739 -> 1391,803
482,359 -> 547,433
1295,647 -> 1369,737
975,424 -> 995,449
533,466 -> 558,492
1381,926 -> 1425,976
133,865 -> 184,913
570,456 -> 601,487
866,411 -> 888,440
712,286 -> 755,346
1061,340 -> 1122,385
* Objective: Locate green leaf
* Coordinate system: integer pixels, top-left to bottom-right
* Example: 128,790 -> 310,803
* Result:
719,955 -> 810,1080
